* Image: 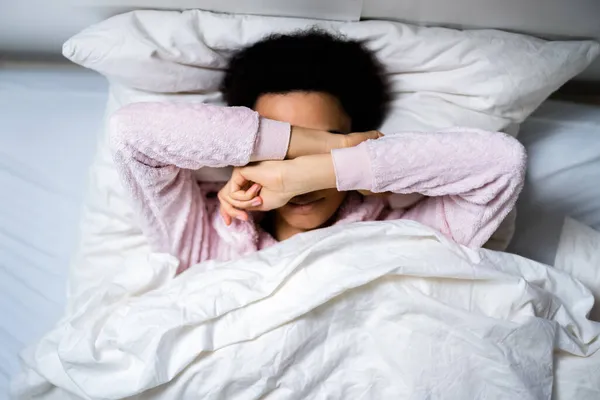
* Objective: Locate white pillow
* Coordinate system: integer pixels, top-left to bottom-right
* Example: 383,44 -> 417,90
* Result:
65,10 -> 599,297
64,9 -> 599,134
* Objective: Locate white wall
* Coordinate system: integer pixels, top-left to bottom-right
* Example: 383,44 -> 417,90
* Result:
363,0 -> 600,39
0,1 -> 106,55
85,0 -> 362,21
0,0 -> 360,56
1,0 -> 599,80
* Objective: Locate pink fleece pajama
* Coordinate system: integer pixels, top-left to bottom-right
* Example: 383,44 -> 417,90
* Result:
111,102 -> 526,273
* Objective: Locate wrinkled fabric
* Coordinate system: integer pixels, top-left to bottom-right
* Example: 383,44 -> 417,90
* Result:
13,220 -> 600,400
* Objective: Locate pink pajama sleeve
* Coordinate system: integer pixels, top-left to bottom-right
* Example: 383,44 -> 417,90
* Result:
332,128 -> 526,247
110,102 -> 290,271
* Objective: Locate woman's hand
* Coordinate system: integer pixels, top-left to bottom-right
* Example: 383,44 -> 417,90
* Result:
236,161 -> 301,211
217,171 -> 263,225
219,155 -> 337,222
218,162 -> 296,224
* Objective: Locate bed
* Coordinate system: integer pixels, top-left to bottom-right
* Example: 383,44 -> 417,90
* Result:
3,6 -> 600,396
0,63 -> 107,399
1,59 -> 600,399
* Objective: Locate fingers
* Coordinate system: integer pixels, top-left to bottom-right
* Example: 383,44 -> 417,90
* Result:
218,192 -> 249,225
219,201 -> 248,224
229,183 -> 261,201
224,194 -> 262,210
218,182 -> 264,226
365,130 -> 384,140
218,170 -> 257,226
229,169 -> 250,192
219,206 -> 232,226
344,130 -> 384,148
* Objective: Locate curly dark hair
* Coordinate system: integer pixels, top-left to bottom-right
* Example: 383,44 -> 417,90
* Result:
220,30 -> 390,132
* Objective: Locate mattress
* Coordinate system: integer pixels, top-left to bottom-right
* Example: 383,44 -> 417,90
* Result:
0,63 -> 107,399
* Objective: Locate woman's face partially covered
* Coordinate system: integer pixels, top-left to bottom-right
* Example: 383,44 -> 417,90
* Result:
254,91 -> 351,232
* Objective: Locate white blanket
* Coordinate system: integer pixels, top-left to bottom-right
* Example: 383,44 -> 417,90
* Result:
12,221 -> 600,399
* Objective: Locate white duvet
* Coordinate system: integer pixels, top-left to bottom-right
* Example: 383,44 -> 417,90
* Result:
12,220 -> 600,399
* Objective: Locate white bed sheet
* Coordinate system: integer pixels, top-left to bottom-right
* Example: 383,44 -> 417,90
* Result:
0,64 -> 107,399
509,100 -> 600,265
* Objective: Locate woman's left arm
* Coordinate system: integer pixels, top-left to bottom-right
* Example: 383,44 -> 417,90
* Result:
331,128 -> 527,247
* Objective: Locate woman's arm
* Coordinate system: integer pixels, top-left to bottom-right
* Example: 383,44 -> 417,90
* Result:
330,128 -> 527,247
111,101 -> 373,270
111,102 -> 291,272
111,102 -> 291,169
261,128 -> 526,247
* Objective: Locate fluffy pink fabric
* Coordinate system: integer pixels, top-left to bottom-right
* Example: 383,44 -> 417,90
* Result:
111,102 -> 526,273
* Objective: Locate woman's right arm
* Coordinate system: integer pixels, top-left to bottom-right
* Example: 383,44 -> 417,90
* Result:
110,102 -> 291,272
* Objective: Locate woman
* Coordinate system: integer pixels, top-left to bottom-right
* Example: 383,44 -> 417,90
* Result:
111,31 -> 526,273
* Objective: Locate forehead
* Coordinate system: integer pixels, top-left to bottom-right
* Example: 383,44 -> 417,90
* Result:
254,92 -> 351,133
